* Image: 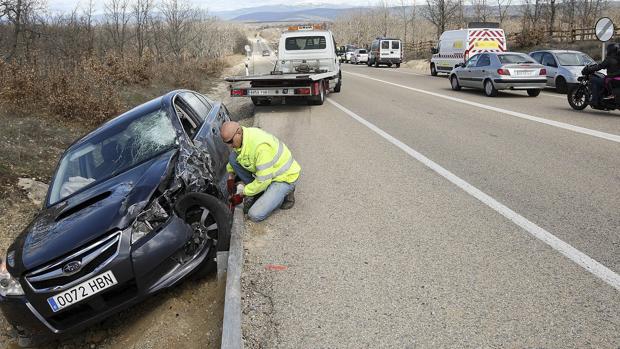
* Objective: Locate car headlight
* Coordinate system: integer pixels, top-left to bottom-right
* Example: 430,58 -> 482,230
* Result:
0,256 -> 24,297
130,198 -> 170,245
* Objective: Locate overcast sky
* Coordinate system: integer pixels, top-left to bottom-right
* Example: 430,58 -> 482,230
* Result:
47,0 -> 381,13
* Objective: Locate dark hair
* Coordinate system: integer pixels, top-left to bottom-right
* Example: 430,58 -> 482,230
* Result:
607,43 -> 619,56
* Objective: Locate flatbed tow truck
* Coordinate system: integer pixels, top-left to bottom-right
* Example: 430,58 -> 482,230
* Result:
226,25 -> 342,106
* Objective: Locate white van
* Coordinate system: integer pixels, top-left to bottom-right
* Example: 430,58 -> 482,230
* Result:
277,27 -> 340,75
368,37 -> 402,68
430,27 -> 506,76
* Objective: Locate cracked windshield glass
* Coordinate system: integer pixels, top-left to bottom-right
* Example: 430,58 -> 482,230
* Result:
48,110 -> 177,204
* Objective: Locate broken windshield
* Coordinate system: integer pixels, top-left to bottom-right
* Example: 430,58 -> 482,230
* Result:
48,109 -> 177,205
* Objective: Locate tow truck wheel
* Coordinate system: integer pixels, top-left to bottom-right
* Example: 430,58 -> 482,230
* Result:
395,63 -> 400,68
308,81 -> 325,105
334,75 -> 342,93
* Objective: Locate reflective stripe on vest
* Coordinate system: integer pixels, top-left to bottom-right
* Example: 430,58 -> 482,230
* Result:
255,142 -> 283,171
256,156 -> 295,181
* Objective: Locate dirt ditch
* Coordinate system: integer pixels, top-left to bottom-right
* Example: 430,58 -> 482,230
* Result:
0,57 -> 254,348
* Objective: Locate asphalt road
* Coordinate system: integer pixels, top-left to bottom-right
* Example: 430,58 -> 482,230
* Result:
240,49 -> 620,348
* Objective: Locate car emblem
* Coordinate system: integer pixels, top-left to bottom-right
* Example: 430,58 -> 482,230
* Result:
62,261 -> 82,275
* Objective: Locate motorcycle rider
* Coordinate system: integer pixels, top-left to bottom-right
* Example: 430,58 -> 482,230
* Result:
582,43 -> 620,108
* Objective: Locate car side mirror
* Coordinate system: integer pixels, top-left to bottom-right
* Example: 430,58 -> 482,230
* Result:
431,48 -> 438,54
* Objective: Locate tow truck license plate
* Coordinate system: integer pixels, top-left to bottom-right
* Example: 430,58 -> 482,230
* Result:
47,270 -> 117,312
248,89 -> 269,96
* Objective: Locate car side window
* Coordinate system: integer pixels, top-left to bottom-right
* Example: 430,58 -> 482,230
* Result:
174,97 -> 200,138
542,53 -> 557,67
465,55 -> 479,67
476,54 -> 490,67
180,92 -> 211,123
531,52 -> 543,63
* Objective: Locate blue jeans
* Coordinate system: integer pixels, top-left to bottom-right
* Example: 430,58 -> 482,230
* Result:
229,152 -> 297,222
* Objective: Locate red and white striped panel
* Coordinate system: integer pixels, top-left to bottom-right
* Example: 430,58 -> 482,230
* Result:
467,29 -> 506,58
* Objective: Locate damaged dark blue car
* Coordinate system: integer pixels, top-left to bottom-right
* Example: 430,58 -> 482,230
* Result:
0,90 -> 233,344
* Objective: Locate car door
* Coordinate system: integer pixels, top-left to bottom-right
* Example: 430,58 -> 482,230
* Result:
459,54 -> 480,87
472,54 -> 491,88
179,92 -> 230,179
541,53 -> 558,87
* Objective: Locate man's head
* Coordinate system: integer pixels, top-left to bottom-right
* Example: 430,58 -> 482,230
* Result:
221,121 -> 243,149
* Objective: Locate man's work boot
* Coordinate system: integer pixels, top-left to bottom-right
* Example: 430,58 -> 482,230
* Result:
280,188 -> 295,210
243,195 -> 258,214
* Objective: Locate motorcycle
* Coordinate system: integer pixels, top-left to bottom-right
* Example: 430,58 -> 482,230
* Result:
567,71 -> 620,111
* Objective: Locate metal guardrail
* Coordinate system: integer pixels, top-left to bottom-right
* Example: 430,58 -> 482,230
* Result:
221,206 -> 244,349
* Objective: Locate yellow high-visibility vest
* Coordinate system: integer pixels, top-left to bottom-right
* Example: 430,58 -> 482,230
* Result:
227,127 -> 301,197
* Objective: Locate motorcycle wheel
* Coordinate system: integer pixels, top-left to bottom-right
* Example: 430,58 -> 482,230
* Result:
567,85 -> 589,110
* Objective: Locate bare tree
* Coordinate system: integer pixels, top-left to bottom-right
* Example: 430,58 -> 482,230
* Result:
103,0 -> 131,57
496,0 -> 513,25
423,0 -> 461,38
471,0 -> 492,22
132,0 -> 153,60
159,0 -> 200,60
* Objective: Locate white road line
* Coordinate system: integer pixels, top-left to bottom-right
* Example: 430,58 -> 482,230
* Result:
327,98 -> 620,291
541,92 -> 566,99
344,71 -> 620,144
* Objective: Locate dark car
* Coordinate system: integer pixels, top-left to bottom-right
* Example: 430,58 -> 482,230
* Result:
0,90 -> 233,344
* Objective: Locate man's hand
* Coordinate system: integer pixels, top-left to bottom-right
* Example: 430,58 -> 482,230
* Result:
236,183 -> 245,197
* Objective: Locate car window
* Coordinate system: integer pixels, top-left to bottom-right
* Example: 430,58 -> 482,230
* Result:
381,41 -> 389,49
466,55 -> 480,67
285,36 -> 326,50
530,52 -> 543,63
180,92 -> 211,122
476,54 -> 490,67
358,49 -> 367,54
392,41 -> 400,49
497,54 -> 535,64
542,53 -> 557,67
556,52 -> 594,66
174,97 -> 200,138
49,109 -> 177,205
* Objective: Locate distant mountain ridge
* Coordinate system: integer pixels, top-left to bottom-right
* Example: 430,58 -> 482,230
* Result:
213,4 -> 358,21
230,8 -> 355,22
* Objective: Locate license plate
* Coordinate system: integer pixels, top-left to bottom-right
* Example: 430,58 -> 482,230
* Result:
248,89 -> 269,96
47,270 -> 117,312
514,70 -> 535,76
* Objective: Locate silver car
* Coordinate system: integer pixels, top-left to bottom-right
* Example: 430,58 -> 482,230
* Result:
449,52 -> 547,97
350,49 -> 369,64
529,50 -> 596,93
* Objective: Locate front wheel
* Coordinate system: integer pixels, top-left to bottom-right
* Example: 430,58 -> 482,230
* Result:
395,63 -> 400,68
450,75 -> 461,91
527,89 -> 541,97
430,63 -> 437,76
567,85 -> 590,110
175,193 -> 232,278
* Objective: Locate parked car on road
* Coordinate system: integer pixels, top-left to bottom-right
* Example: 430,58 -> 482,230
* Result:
449,52 -> 546,97
529,50 -> 596,93
262,49 -> 270,56
350,49 -> 368,64
0,90 -> 233,344
368,37 -> 402,67
344,44 -> 358,63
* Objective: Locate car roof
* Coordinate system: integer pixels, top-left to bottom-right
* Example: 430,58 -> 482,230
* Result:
530,49 -> 582,54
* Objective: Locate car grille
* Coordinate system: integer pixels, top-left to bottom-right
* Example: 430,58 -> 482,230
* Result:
26,231 -> 122,292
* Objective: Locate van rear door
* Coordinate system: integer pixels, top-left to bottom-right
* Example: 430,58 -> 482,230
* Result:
466,29 -> 506,59
390,40 -> 401,61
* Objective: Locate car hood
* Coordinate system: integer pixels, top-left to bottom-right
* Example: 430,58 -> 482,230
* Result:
9,149 -> 178,274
